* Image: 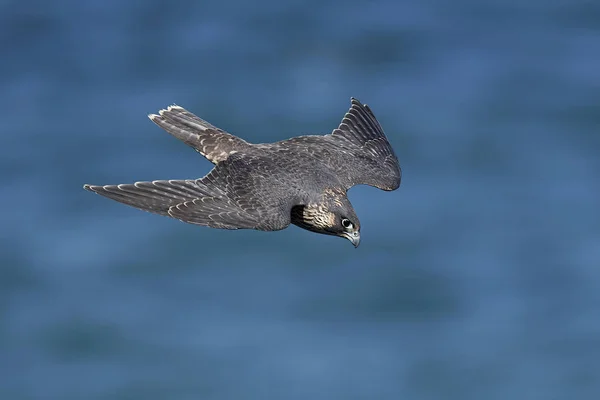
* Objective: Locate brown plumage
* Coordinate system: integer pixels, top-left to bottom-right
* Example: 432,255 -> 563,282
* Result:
84,98 -> 401,247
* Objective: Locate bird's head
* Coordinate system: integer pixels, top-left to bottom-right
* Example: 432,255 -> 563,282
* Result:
291,188 -> 361,247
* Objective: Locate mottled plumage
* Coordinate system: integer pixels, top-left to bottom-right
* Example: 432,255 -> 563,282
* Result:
84,98 -> 401,247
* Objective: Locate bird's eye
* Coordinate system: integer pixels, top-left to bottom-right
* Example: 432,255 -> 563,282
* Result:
341,218 -> 353,229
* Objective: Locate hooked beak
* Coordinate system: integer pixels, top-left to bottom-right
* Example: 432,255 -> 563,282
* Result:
342,231 -> 361,248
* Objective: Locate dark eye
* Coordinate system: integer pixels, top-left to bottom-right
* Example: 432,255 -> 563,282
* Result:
341,218 -> 353,229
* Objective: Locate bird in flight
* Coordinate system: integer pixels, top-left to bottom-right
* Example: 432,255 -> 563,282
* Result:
84,98 -> 401,247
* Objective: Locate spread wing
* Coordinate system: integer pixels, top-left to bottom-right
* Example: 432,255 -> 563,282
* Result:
326,98 -> 401,191
148,105 -> 252,164
83,154 -> 300,231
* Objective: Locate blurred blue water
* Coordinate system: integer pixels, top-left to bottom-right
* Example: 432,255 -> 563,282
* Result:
1,0 -> 599,399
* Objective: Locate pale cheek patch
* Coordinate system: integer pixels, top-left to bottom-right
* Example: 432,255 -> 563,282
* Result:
300,204 -> 335,230
325,212 -> 336,227
311,212 -> 335,229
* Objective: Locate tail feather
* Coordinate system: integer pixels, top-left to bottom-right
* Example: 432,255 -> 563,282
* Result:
148,105 -> 251,164
328,98 -> 401,191
332,98 -> 388,149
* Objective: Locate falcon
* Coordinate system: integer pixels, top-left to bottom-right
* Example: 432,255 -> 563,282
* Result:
84,98 -> 401,247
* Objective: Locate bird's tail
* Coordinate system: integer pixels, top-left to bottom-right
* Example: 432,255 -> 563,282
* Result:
148,105 -> 252,164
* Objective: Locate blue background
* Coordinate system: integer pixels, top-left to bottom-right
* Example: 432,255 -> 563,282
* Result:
1,0 -> 599,399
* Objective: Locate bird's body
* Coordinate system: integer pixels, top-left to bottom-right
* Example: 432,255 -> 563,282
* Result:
84,98 -> 401,247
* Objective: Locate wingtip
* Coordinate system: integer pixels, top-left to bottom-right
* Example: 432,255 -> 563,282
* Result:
83,184 -> 106,193
151,104 -> 184,119
167,104 -> 183,112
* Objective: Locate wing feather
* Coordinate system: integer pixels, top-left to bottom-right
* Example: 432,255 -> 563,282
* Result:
83,154 -> 297,231
148,105 -> 251,164
84,177 -> 260,229
84,180 -> 213,216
